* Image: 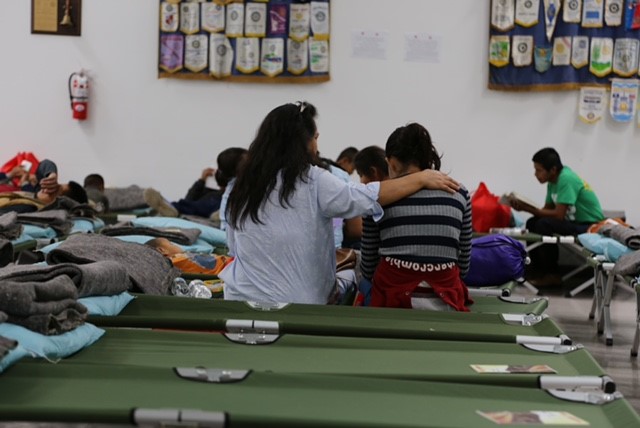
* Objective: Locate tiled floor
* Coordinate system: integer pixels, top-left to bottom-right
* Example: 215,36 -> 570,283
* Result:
521,274 -> 640,413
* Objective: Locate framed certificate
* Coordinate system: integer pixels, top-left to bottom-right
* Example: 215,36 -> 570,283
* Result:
31,0 -> 82,36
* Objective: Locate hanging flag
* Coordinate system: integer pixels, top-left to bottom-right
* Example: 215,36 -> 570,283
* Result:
179,2 -> 200,35
578,87 -> 607,123
159,34 -> 184,73
582,0 -> 604,28
544,0 -> 561,41
613,38 -> 640,77
489,35 -> 511,68
553,37 -> 572,66
571,36 -> 590,68
605,0 -> 624,25
209,33 -> 234,78
535,46 -> 553,72
492,0 -> 516,31
202,3 -> 225,33
260,38 -> 284,77
160,2 -> 179,32
563,0 -> 583,22
512,35 -> 534,66
610,78 -> 639,122
515,0 -> 540,27
184,34 -> 208,72
625,0 -> 640,30
590,37 -> 614,77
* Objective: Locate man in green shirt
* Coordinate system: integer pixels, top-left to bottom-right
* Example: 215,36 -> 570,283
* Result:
511,148 -> 604,286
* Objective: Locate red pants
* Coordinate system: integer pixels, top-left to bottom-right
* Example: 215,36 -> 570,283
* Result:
371,257 -> 473,311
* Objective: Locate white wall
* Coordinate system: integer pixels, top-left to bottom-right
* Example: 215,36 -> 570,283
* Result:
1,1 -> 636,223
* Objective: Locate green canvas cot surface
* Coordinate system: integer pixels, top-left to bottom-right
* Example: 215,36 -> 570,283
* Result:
0,361 -> 636,427
64,328 -> 605,389
89,294 -> 563,343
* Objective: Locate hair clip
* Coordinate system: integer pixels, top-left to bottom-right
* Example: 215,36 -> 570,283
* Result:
295,101 -> 307,113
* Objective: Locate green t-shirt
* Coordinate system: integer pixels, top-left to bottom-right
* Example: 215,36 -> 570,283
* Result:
546,166 -> 604,223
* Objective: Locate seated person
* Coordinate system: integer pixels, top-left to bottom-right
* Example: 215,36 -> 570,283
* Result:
354,146 -> 390,287
145,148 -> 247,219
83,173 -> 109,213
336,146 -> 358,175
363,123 -> 473,311
146,237 -> 233,275
509,147 -> 605,286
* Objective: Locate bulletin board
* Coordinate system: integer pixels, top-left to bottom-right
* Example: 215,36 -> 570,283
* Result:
488,0 -> 640,91
158,0 -> 330,83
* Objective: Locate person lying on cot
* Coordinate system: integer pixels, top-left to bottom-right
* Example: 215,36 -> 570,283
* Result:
144,148 -> 248,220
508,148 -> 605,287
359,123 -> 473,311
0,159 -> 87,214
146,237 -> 233,276
220,101 -> 459,305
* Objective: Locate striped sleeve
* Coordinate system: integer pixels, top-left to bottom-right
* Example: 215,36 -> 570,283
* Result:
359,216 -> 381,281
458,191 -> 473,278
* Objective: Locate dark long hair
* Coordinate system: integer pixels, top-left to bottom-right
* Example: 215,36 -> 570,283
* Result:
385,123 -> 441,171
215,147 -> 248,188
227,102 -> 318,229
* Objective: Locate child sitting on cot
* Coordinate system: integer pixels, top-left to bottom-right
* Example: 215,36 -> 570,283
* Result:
146,237 -> 233,275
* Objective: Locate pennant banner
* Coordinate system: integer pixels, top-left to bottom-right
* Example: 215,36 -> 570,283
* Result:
490,0 -> 640,90
578,86 -> 607,123
610,78 -> 639,122
158,0 -> 331,83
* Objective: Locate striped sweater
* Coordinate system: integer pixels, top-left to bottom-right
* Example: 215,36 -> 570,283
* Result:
360,187 -> 472,280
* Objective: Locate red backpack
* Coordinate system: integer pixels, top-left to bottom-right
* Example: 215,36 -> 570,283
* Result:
470,182 -> 511,233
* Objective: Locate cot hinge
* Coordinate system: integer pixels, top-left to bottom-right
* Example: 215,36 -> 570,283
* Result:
467,288 -> 511,298
133,408 -> 226,427
245,301 -> 289,311
502,313 -> 548,326
499,296 -> 548,305
540,375 -> 622,404
175,367 -> 250,384
224,319 -> 280,344
516,334 -> 581,354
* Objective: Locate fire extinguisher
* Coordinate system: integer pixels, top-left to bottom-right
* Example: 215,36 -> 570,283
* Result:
68,71 -> 89,120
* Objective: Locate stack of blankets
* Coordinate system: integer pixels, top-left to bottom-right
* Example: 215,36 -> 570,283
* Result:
597,223 -> 640,277
0,261 -> 132,335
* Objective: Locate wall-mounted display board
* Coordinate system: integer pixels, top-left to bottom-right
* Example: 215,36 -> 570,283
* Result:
158,0 -> 330,83
488,0 -> 640,91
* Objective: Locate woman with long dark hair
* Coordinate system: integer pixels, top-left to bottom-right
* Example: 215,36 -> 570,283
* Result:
219,102 -> 459,304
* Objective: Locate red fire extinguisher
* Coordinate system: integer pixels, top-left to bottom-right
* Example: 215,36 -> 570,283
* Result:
68,71 -> 89,120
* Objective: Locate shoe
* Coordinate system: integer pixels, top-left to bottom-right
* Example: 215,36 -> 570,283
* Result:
143,188 -> 178,217
528,273 -> 563,288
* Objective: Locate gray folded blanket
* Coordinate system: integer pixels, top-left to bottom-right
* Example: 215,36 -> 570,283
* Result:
8,307 -> 87,335
0,332 -> 18,359
47,233 -> 179,295
600,224 -> 640,250
101,225 -> 201,245
0,261 -> 132,297
613,251 -> 640,277
0,212 -> 23,240
0,275 -> 88,335
0,239 -> 12,268
17,209 -> 73,236
41,196 -> 97,219
0,275 -> 79,316
104,185 -> 148,211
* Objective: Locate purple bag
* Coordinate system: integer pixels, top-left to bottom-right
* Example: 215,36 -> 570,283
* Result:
464,234 -> 527,287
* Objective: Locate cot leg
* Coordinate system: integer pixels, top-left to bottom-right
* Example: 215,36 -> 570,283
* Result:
519,279 -> 539,295
633,283 -> 640,357
601,265 -> 615,346
594,269 -> 605,335
567,277 -> 594,298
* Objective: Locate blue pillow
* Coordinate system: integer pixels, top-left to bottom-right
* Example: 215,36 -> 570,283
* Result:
79,292 -> 136,316
110,235 -> 214,254
0,323 -> 105,372
22,224 -> 57,239
578,233 -> 633,262
132,217 -> 226,246
39,241 -> 62,254
11,232 -> 34,246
